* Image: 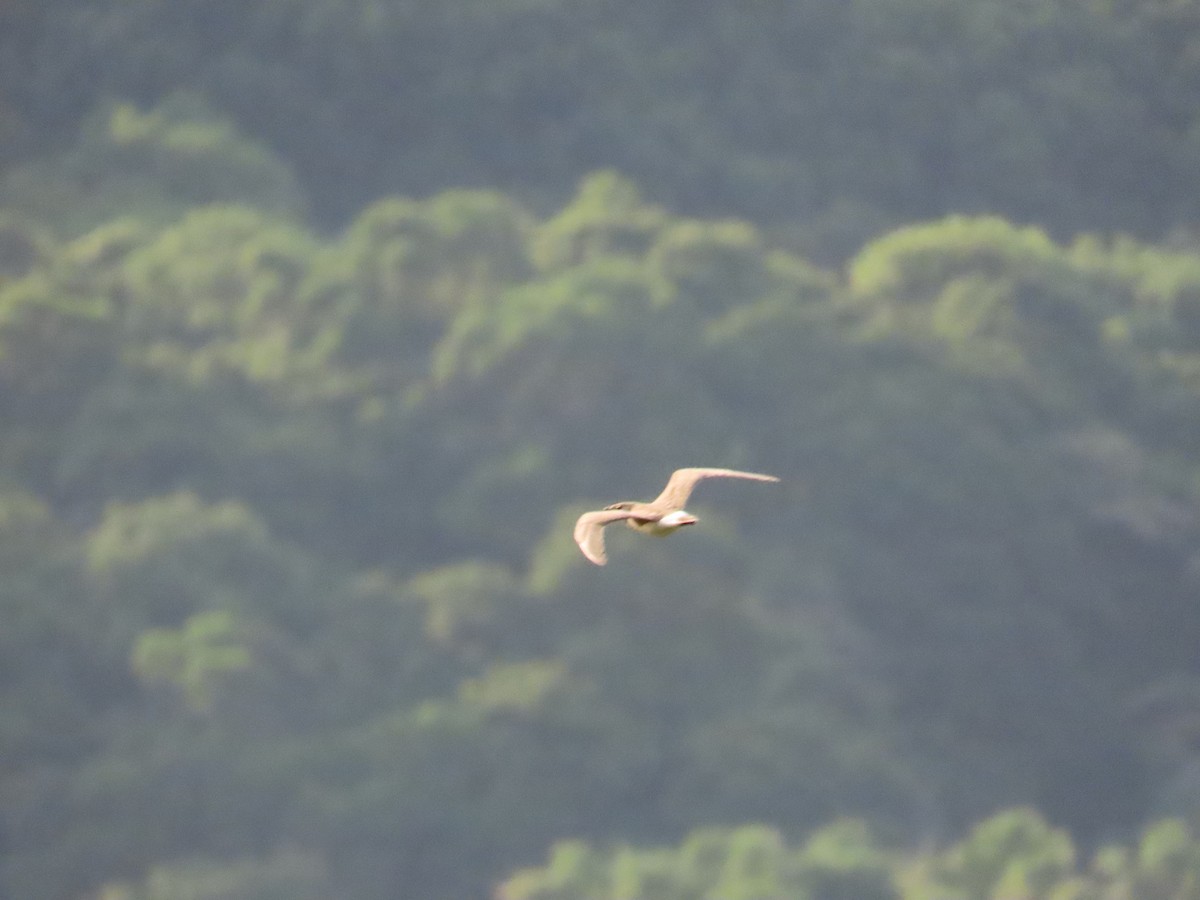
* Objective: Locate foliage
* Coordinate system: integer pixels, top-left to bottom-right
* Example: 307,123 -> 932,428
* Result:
499,820 -> 897,900
5,123 -> 1200,899
501,810 -> 1200,900
13,1 -> 1200,896
95,847 -> 332,900
0,94 -> 305,236
132,610 -> 253,711
8,0 -> 1200,254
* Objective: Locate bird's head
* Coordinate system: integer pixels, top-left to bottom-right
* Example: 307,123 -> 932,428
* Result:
660,510 -> 698,528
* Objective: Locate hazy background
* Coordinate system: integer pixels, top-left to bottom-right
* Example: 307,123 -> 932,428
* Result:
5,1 -> 1200,897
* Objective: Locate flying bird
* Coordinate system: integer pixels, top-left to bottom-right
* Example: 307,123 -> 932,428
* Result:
573,467 -> 780,565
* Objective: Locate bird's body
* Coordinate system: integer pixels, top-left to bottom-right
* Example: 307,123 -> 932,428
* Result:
573,467 -> 779,565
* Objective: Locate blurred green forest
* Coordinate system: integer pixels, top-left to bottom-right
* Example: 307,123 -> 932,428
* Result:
10,0 -> 1200,256
7,0 -> 1200,898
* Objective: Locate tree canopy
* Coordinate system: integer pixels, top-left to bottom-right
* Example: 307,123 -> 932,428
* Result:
8,0 -> 1200,254
3,172 -> 1200,897
7,1 -> 1200,898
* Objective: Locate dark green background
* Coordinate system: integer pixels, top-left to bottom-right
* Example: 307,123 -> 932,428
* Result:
5,1 -> 1200,897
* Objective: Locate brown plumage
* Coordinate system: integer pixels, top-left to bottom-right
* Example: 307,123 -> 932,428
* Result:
573,467 -> 780,566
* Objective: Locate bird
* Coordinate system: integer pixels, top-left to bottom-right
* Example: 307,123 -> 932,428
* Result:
573,467 -> 780,565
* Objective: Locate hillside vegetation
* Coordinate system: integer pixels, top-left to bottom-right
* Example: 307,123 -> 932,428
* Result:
5,1 -> 1200,898
8,0 -> 1200,254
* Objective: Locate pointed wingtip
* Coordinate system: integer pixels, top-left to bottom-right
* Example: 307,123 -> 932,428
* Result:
573,511 -> 610,565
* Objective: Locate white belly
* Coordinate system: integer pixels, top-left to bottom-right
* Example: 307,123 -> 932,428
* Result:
627,519 -> 680,537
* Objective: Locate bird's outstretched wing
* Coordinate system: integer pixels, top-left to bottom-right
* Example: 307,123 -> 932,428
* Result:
650,467 -> 779,510
573,508 -> 641,566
